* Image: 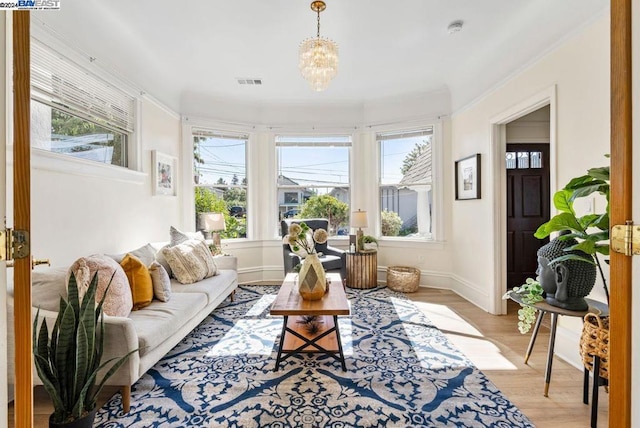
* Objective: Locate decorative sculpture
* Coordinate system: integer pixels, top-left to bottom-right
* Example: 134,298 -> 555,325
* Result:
536,234 -> 597,311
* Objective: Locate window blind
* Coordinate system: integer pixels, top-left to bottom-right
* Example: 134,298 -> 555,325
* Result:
376,128 -> 433,141
31,39 -> 135,133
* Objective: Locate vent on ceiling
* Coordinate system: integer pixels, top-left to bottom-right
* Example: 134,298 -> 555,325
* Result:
236,78 -> 262,85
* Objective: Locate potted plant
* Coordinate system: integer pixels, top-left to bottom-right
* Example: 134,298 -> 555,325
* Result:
359,235 -> 378,252
505,159 -> 610,332
33,272 -> 136,427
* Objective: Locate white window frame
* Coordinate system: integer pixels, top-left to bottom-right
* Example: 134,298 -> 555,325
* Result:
376,124 -> 442,242
276,135 -> 352,236
192,128 -> 249,239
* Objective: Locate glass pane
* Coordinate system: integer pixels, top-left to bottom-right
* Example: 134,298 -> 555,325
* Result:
31,101 -> 127,167
194,186 -> 247,239
194,135 -> 246,186
517,151 -> 529,169
380,186 -> 432,238
530,151 -> 543,168
277,186 -> 350,237
505,152 -> 516,169
380,135 -> 432,185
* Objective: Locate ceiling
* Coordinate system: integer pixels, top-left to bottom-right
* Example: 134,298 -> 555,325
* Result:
33,0 -> 608,114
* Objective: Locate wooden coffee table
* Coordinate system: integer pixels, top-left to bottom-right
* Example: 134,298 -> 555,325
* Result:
270,272 -> 350,371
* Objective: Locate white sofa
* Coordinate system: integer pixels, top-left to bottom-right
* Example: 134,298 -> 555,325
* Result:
7,248 -> 238,413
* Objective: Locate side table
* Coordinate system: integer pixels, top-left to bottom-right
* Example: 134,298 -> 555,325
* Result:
346,251 -> 377,289
509,294 -> 608,397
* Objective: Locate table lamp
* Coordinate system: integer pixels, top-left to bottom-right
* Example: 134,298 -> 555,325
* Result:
203,212 -> 226,251
351,209 -> 368,252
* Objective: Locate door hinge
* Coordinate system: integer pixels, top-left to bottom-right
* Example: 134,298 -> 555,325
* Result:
0,228 -> 31,261
611,221 -> 640,256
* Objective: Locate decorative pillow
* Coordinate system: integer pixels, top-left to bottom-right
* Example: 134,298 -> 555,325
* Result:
161,239 -> 218,284
67,255 -> 133,317
154,245 -> 173,278
106,243 -> 157,266
169,226 -> 205,247
149,261 -> 171,302
120,254 -> 154,310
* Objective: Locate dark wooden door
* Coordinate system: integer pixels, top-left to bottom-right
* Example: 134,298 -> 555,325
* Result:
506,144 -> 550,289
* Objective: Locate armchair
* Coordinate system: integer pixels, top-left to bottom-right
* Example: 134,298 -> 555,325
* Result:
281,218 -> 347,280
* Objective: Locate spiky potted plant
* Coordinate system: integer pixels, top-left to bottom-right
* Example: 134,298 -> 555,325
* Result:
33,272 -> 136,427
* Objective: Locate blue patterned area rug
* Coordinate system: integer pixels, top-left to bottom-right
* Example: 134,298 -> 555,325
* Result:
95,285 -> 534,427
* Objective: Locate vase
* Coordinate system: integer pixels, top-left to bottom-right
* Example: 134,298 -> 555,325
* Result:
298,253 -> 326,300
49,408 -> 97,428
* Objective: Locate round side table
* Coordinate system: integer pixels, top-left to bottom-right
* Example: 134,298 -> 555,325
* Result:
345,251 -> 377,289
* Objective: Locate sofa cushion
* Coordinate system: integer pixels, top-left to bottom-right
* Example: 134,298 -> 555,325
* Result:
128,292 -> 207,357
149,261 -> 172,302
68,255 -> 133,317
106,243 -> 157,267
170,269 -> 236,304
169,226 -> 205,246
120,254 -> 154,310
318,254 -> 342,272
32,267 -> 69,312
161,239 -> 218,284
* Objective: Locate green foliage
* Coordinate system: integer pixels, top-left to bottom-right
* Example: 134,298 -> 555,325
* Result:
533,159 -> 610,303
381,210 -> 402,236
299,195 -> 348,235
33,273 -> 136,423
503,278 -> 544,334
194,187 -> 226,214
223,187 -> 246,208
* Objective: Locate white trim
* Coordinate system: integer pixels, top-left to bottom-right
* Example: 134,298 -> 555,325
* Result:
10,146 -> 147,184
488,85 -> 557,315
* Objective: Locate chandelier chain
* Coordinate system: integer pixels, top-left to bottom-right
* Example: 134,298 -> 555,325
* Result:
317,8 -> 321,38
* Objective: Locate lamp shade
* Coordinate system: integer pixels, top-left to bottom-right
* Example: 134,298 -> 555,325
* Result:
351,210 -> 368,229
202,212 -> 226,232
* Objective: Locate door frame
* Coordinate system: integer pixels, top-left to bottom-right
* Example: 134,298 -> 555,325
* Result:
488,85 -> 557,314
0,11 -> 8,427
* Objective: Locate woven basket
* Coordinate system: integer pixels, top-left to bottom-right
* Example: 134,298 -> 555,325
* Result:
386,266 -> 420,292
579,312 -> 609,380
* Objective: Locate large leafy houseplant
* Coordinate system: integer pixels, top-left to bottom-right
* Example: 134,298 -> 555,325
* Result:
33,272 -> 136,425
533,162 -> 610,305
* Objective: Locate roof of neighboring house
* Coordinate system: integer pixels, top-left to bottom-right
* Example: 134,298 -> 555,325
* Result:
277,175 -> 299,186
400,145 -> 432,185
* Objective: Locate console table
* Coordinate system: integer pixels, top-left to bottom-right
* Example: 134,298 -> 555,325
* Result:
509,294 -> 608,396
346,251 -> 377,289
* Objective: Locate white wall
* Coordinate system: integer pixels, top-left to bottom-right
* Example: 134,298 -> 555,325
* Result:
451,13 -> 610,367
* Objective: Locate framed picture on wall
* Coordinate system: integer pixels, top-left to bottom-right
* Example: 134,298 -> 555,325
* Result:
152,150 -> 177,196
455,154 -> 481,200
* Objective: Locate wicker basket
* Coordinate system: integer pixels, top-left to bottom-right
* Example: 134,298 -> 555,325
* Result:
579,313 -> 609,380
386,266 -> 420,292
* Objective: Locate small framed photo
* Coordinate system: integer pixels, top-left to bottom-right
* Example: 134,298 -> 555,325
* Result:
152,150 -> 177,196
455,154 -> 481,200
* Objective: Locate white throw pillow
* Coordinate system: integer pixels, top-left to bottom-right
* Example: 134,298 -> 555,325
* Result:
161,239 -> 218,284
149,261 -> 172,302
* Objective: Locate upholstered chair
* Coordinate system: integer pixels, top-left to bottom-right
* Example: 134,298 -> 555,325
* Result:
281,218 -> 346,280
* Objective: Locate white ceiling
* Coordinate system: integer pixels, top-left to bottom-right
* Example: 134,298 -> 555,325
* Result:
33,0 -> 608,114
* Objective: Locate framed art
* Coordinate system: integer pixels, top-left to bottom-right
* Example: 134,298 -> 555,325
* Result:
152,150 -> 177,196
455,153 -> 481,200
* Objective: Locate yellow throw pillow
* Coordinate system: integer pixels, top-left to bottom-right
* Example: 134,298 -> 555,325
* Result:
120,253 -> 153,310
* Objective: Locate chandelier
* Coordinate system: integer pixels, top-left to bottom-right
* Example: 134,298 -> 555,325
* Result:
299,1 -> 339,92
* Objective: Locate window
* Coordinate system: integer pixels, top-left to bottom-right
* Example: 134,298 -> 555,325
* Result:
276,136 -> 351,236
378,128 -> 434,239
193,130 -> 248,239
30,39 -> 135,167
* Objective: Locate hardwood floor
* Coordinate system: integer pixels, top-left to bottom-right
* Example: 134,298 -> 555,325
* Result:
8,286 -> 608,427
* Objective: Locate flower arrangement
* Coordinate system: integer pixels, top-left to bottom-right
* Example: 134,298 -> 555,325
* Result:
285,222 -> 328,257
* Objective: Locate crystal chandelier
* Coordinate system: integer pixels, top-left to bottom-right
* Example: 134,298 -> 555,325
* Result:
299,1 -> 338,92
